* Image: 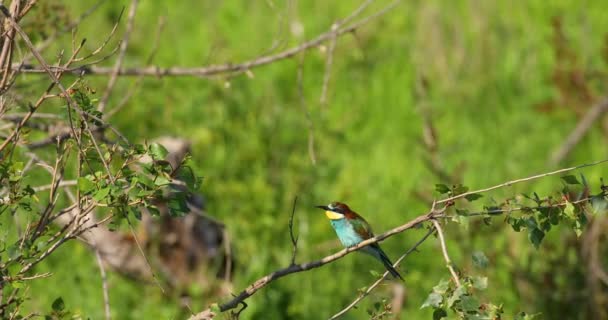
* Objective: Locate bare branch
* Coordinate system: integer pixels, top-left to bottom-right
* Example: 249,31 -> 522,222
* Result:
329,227 -> 435,320
437,158 -> 608,205
190,210 -> 443,319
289,196 -> 299,265
189,158 -> 608,318
106,15 -> 165,119
297,54 -> 317,165
14,0 -> 403,78
431,219 -> 461,287
95,250 -> 112,320
320,0 -> 375,108
97,0 -> 139,113
549,96 -> 608,165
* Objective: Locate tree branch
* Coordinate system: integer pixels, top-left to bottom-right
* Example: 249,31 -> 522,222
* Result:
188,157 -> 608,319
329,227 -> 435,320
97,0 -> 139,112
12,0 -> 403,78
549,96 -> 608,166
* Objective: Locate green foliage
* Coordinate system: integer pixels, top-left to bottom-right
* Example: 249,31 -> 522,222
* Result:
3,0 -> 608,319
421,276 -> 504,319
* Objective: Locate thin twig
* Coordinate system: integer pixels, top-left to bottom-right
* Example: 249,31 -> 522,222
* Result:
106,15 -> 165,119
431,219 -> 461,287
95,250 -> 112,320
296,53 -> 317,165
190,211 -> 442,319
125,217 -> 166,294
189,158 -> 608,318
14,0 -> 402,78
97,0 -> 139,112
329,228 -> 435,320
549,96 -> 608,165
289,196 -> 299,265
437,158 -> 608,205
320,0 -> 375,108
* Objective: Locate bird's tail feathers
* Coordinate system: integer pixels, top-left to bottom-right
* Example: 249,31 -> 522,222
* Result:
376,248 -> 404,281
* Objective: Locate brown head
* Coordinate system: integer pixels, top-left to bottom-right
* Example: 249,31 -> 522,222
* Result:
315,201 -> 353,220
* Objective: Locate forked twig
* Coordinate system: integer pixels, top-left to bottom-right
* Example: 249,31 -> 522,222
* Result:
329,228 -> 435,319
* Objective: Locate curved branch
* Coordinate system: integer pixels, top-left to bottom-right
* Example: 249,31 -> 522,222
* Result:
188,158 -> 608,319
189,212 -> 440,320
437,158 -> 608,205
431,219 -> 461,287
13,0 -> 403,78
329,228 -> 436,320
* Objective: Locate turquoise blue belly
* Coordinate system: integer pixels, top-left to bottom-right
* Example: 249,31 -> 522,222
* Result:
330,219 -> 364,247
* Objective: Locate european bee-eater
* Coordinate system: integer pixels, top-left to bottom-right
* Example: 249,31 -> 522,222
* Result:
316,202 -> 403,280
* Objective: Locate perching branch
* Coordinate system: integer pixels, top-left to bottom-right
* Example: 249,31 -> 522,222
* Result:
329,227 -> 436,320
189,158 -> 608,319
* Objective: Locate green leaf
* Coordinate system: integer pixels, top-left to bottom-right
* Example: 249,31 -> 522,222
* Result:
472,251 -> 489,269
146,204 -> 160,216
167,192 -> 189,217
465,193 -> 483,202
591,196 -> 608,215
452,184 -> 469,196
447,285 -> 467,308
92,187 -> 111,202
432,279 -> 450,294
561,175 -> 580,185
524,216 -> 538,229
52,297 -> 65,312
149,143 -> 169,160
433,308 -> 447,320
435,184 -> 451,194
528,228 -> 545,249
77,177 -> 96,194
459,295 -> 479,312
154,175 -> 171,186
133,144 -> 147,155
472,276 -> 488,290
563,202 -> 575,219
421,292 -> 443,309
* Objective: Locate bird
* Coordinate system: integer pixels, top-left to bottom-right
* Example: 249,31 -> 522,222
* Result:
316,201 -> 403,280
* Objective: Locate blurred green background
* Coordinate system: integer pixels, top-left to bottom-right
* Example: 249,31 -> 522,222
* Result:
15,0 -> 608,319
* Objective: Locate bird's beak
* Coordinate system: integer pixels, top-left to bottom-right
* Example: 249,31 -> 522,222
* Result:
316,205 -> 330,210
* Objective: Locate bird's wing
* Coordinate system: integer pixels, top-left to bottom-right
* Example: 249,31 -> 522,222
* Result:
348,215 -> 374,240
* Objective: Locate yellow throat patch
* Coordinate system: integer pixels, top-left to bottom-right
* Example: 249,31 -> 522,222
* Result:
325,210 -> 344,220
